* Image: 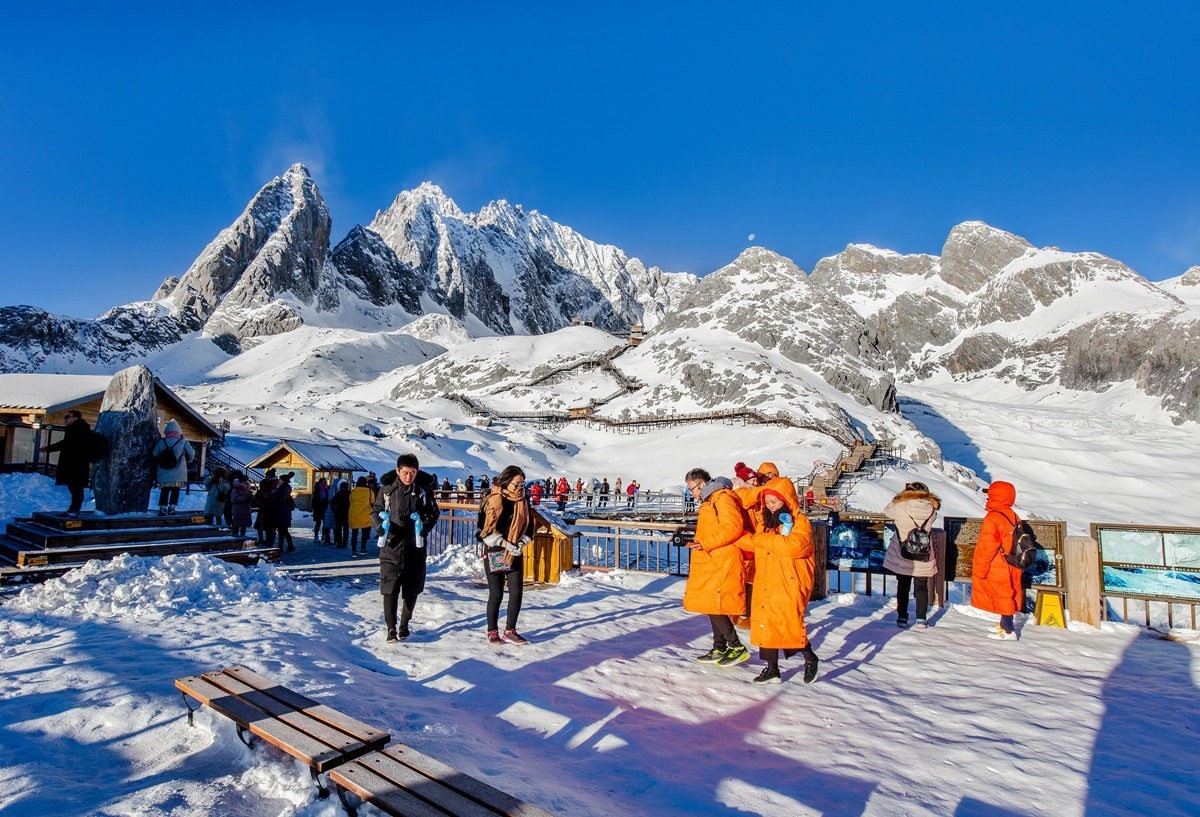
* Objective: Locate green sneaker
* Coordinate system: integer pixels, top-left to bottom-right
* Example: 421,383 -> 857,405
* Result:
716,645 -> 749,666
696,647 -> 726,664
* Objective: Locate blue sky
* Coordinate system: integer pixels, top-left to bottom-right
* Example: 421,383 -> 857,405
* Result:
3,3 -> 1198,318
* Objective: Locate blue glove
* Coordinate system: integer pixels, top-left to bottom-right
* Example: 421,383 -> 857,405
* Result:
779,513 -> 794,536
376,511 -> 389,549
411,512 -> 424,546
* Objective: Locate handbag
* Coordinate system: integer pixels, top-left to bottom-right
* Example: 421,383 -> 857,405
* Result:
486,549 -> 515,573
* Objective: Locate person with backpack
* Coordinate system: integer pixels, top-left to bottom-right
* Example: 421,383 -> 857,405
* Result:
883,481 -> 942,629
972,480 -> 1025,641
682,468 -> 751,667
151,419 -> 194,515
371,453 -> 441,642
477,465 -> 536,645
737,477 -> 820,684
41,409 -> 93,516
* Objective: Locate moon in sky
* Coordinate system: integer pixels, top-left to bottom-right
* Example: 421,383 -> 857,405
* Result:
747,233 -> 756,241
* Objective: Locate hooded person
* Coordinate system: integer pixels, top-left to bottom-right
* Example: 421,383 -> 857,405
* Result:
736,476 -> 819,684
151,419 -> 194,515
972,480 -> 1025,640
348,476 -> 376,556
883,481 -> 942,629
371,453 -> 440,642
682,469 -> 751,667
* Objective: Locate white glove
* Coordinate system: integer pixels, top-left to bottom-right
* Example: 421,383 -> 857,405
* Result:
482,532 -> 505,549
517,534 -> 532,547
503,540 -> 523,556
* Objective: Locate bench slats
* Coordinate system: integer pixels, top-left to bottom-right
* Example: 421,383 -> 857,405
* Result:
175,675 -> 346,769
381,745 -> 556,817
223,666 -> 389,744
350,751 -> 504,817
333,762 -> 460,817
199,671 -> 369,759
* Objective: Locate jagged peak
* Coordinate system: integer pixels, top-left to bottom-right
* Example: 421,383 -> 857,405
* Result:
376,181 -> 464,221
944,220 -> 1033,250
283,162 -> 313,180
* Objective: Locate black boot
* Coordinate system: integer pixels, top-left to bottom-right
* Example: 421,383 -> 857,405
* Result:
801,645 -> 820,684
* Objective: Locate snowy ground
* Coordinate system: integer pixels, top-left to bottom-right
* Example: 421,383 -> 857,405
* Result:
1,546 -> 1197,817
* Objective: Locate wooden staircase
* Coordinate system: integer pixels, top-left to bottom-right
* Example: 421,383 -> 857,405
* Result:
0,511 -> 281,587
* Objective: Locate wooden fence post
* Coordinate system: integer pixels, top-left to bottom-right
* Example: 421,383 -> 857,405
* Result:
1063,535 -> 1101,628
932,530 -> 948,609
811,524 -> 828,601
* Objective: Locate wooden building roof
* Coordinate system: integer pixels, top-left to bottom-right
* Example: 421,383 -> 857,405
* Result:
247,440 -> 366,472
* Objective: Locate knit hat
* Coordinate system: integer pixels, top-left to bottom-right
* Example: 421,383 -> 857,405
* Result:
733,462 -> 757,483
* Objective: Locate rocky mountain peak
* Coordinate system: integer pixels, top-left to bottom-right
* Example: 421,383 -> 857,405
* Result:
939,221 -> 1034,293
1182,265 -> 1200,287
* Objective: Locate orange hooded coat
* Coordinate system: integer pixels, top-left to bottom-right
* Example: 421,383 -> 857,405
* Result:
738,477 -> 815,649
682,483 -> 748,616
971,481 -> 1024,616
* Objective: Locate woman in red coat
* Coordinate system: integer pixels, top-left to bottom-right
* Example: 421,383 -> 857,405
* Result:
971,480 -> 1024,640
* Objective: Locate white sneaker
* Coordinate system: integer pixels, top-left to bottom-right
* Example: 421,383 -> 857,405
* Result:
988,629 -> 1017,641
913,620 -> 928,630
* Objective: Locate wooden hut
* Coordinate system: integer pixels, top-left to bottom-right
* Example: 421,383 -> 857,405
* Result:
246,441 -> 366,511
0,373 -> 220,477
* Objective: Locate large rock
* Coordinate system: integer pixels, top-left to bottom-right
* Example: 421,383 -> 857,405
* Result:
93,365 -> 161,514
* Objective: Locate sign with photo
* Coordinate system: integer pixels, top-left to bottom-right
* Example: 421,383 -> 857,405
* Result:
944,516 -> 1065,589
1093,525 -> 1200,603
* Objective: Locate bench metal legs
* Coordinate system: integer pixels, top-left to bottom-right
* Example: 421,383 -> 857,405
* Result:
335,783 -> 360,816
235,724 -> 254,748
311,767 -> 331,799
180,691 -> 202,727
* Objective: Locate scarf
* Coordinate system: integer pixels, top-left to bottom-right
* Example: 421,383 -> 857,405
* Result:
481,484 -> 532,544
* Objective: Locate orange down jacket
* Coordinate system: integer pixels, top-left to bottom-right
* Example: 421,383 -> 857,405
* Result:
682,485 -> 748,616
971,481 -> 1024,616
737,477 -> 815,649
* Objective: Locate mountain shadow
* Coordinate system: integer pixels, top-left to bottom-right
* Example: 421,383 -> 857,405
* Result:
897,396 -> 991,481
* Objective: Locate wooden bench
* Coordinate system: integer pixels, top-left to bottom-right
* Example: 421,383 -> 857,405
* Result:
331,744 -> 557,817
175,666 -> 390,797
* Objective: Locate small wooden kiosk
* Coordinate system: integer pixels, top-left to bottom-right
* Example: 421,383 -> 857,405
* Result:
0,373 -> 220,477
247,440 -> 365,511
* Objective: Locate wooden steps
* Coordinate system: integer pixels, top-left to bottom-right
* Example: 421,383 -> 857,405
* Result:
0,511 -> 280,587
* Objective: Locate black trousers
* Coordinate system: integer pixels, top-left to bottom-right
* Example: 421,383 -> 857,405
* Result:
708,614 -> 741,650
486,557 -> 524,631
382,591 -> 418,634
66,481 -> 86,513
896,574 -> 929,621
158,486 -> 180,507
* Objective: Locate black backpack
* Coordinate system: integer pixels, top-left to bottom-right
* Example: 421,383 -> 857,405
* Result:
894,509 -> 936,562
155,442 -> 180,470
1004,515 -> 1038,569
87,431 -> 110,464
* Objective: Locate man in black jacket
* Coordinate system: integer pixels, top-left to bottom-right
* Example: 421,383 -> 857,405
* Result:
43,410 -> 92,516
371,453 -> 441,642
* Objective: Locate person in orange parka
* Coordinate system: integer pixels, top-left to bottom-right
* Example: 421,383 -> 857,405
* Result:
732,460 -> 783,628
737,476 -> 820,684
682,468 -> 751,666
972,480 -> 1025,640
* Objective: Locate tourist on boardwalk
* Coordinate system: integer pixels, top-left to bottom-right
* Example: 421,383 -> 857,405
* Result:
575,477 -> 583,496
372,453 -> 440,642
738,477 -> 819,684
41,409 -> 92,516
267,473 -> 297,553
682,468 -> 750,666
151,419 -> 194,516
599,478 -> 610,507
320,483 -> 338,544
465,475 -> 475,498
883,481 -> 941,629
478,465 -> 536,645
311,477 -> 330,542
253,469 -> 278,544
330,479 -> 350,548
348,476 -> 375,557
229,472 -> 253,538
626,480 -> 639,508
528,480 -> 543,506
366,471 -> 379,492
615,477 -> 623,496
479,474 -> 490,494
972,480 -> 1025,640
586,478 -> 597,509
556,476 -> 570,511
440,477 -> 452,496
203,466 -> 230,526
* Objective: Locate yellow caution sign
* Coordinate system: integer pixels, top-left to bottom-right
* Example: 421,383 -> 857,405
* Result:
1034,589 -> 1067,628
